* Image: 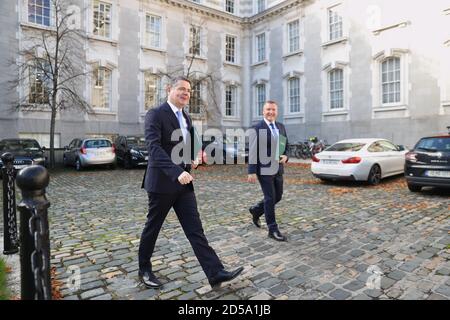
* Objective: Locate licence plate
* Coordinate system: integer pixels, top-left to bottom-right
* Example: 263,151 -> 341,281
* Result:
322,160 -> 339,165
14,165 -> 28,170
426,170 -> 450,178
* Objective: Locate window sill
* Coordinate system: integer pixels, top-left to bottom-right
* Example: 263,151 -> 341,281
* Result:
89,109 -> 116,116
282,50 -> 304,60
88,35 -> 118,46
223,61 -> 242,68
373,105 -> 407,112
222,117 -> 240,122
141,46 -> 166,53
322,110 -> 348,116
20,22 -> 56,32
321,37 -> 348,48
20,104 -> 52,112
251,60 -> 268,67
185,55 -> 207,61
284,113 -> 304,119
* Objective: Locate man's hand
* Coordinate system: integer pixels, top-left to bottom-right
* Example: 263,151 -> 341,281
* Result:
178,171 -> 194,185
247,174 -> 257,183
191,160 -> 199,169
279,155 -> 288,164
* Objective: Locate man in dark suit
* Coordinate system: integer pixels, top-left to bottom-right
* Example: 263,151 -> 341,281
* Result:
139,76 -> 243,289
248,101 -> 289,242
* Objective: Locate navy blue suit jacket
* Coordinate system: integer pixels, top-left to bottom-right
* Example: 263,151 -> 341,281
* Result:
141,102 -> 194,193
248,120 -> 289,176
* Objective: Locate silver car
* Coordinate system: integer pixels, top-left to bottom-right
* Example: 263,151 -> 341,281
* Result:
63,138 -> 116,171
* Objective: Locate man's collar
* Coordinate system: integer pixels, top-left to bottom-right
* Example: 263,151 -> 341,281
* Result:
167,100 -> 184,114
263,118 -> 276,127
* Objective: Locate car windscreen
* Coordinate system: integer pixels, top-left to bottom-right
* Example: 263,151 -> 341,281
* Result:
415,137 -> 450,152
325,142 -> 366,152
0,140 -> 41,152
84,140 -> 112,148
126,137 -> 146,147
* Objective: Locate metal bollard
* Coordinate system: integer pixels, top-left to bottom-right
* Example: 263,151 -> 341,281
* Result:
2,152 -> 19,255
16,165 -> 51,300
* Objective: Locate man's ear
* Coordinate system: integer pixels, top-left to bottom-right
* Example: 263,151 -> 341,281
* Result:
166,84 -> 171,94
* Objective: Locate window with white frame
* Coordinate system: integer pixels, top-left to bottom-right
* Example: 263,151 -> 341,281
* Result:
256,0 -> 265,13
225,85 -> 237,117
225,0 -> 235,14
93,0 -> 111,38
189,25 -> 201,56
92,66 -> 111,109
329,69 -> 343,109
328,6 -> 343,41
256,33 -> 266,62
189,82 -> 202,114
146,14 -> 161,48
381,57 -> 401,104
287,20 -> 300,53
144,73 -> 164,110
225,35 -> 236,63
256,84 -> 266,116
28,0 -> 51,26
28,59 -> 51,104
288,77 -> 301,113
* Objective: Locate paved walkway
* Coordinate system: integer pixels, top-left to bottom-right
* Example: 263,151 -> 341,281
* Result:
1,164 -> 449,300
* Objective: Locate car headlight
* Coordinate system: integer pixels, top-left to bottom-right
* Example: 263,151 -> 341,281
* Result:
130,149 -> 140,156
33,157 -> 45,163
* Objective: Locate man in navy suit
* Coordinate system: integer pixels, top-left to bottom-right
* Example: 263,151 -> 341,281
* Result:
139,76 -> 243,289
248,101 -> 289,242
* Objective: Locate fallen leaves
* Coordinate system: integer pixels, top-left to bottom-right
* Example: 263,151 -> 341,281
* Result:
51,266 -> 63,300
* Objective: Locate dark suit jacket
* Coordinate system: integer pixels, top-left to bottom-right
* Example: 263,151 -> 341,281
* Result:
248,120 -> 289,176
141,102 -> 194,193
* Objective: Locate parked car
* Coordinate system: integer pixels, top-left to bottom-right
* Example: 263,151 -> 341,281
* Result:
115,135 -> 148,169
201,135 -> 248,164
0,139 -> 46,177
404,134 -> 450,192
311,138 -> 408,185
63,138 -> 116,171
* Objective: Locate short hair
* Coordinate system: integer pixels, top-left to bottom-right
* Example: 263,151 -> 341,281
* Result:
264,100 -> 278,106
170,76 -> 191,86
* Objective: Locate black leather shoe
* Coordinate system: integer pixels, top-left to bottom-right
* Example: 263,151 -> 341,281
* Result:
209,267 -> 244,288
268,230 -> 287,242
249,207 -> 261,228
139,271 -> 163,289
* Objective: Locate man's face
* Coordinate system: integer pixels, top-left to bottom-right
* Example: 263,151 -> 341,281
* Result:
168,80 -> 191,108
263,103 -> 278,123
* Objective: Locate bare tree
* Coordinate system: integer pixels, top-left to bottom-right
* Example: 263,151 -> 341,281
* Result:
8,0 -> 90,168
144,15 -> 224,125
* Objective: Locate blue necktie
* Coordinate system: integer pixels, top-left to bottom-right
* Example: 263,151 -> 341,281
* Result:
270,123 -> 280,159
176,110 -> 187,142
269,123 -> 278,137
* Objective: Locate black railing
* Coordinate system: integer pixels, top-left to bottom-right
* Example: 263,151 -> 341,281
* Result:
16,165 -> 52,300
2,152 -> 19,255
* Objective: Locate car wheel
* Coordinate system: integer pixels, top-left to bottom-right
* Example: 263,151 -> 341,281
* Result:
124,155 -> 132,169
407,183 -> 422,192
75,158 -> 82,171
367,164 -> 381,185
109,162 -> 117,170
63,155 -> 68,167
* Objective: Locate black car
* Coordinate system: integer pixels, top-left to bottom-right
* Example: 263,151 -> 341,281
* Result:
0,139 -> 47,177
114,135 -> 148,168
404,134 -> 450,192
201,135 -> 248,164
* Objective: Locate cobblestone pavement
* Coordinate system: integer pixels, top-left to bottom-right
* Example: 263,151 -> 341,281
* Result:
1,164 -> 449,300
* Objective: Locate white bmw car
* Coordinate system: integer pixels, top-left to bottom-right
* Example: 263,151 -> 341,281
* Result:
311,138 -> 408,185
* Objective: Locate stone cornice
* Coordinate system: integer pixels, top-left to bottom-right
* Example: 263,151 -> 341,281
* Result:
152,0 -> 241,25
149,0 -> 308,26
245,0 -> 306,25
